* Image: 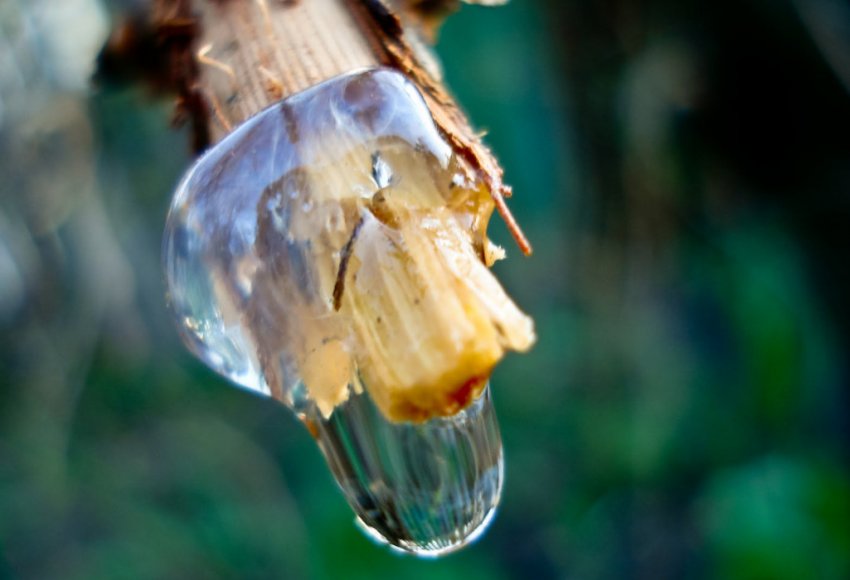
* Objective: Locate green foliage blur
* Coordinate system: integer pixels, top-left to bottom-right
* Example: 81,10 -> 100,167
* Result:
1,0 -> 849,578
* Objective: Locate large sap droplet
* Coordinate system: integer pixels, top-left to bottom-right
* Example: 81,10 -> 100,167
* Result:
315,383 -> 503,556
163,68 -> 534,555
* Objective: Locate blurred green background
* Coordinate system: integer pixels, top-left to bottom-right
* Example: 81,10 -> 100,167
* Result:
2,0 -> 849,578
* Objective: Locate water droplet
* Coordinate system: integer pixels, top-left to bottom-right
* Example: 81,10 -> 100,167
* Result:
162,68 -> 533,556
315,384 -> 502,556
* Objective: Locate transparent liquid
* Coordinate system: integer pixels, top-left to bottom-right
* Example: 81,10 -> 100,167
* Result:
162,68 -> 526,555
310,384 -> 503,556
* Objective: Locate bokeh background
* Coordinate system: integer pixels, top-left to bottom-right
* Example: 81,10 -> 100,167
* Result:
2,0 -> 849,578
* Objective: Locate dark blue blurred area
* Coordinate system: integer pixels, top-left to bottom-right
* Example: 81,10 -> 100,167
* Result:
1,0 -> 849,578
